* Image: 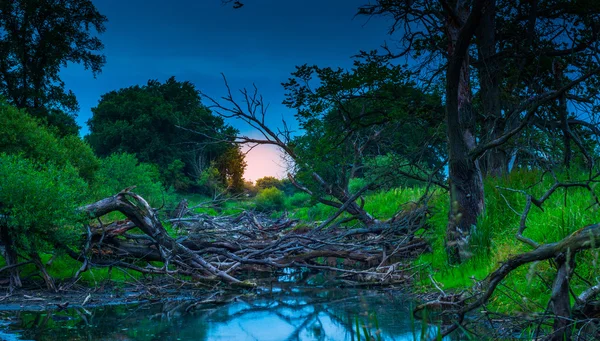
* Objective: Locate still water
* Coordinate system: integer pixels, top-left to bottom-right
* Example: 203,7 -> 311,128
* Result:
0,286 -> 449,341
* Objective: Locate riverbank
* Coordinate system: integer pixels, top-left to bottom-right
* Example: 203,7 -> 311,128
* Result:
1,170 -> 599,339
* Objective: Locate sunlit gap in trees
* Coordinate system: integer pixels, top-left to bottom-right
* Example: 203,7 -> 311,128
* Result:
241,141 -> 287,183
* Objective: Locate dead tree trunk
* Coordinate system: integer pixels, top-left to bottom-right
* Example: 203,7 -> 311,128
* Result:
30,252 -> 56,292
550,252 -> 575,341
82,190 -> 248,285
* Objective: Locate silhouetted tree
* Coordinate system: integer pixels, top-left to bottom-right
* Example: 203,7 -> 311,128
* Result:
0,0 -> 107,136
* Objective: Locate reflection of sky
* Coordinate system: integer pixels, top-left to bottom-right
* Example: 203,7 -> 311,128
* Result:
209,310 -> 297,340
1,289 -> 456,340
202,295 -> 451,341
59,0 -> 393,181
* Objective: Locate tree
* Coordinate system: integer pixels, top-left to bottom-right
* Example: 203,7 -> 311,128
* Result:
0,100 -> 102,290
0,154 -> 87,291
216,146 -> 247,193
86,77 -> 237,191
0,0 -> 107,136
359,0 -> 600,263
0,98 -> 99,182
282,57 -> 446,217
255,176 -> 283,190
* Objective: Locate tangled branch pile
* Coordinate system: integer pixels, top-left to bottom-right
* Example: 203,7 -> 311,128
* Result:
72,189 -> 430,288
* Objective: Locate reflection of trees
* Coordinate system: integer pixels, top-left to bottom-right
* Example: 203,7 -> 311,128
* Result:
2,288 -> 440,340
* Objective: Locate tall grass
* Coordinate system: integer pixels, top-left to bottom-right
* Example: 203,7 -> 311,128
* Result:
413,170 -> 600,313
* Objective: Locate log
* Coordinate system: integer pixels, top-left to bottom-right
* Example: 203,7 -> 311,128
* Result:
82,191 -> 248,285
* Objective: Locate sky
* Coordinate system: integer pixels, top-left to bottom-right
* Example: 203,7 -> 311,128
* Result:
61,0 -> 394,182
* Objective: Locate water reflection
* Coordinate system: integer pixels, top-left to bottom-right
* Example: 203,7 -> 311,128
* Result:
0,287 -> 449,340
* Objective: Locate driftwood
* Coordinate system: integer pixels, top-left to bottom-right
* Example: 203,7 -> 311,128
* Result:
59,189 -> 431,289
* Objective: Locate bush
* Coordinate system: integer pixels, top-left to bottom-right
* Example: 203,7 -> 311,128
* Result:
0,153 -> 87,253
255,187 -> 286,212
286,192 -> 311,208
92,153 -> 172,207
196,165 -> 224,197
255,176 -> 283,190
164,159 -> 191,192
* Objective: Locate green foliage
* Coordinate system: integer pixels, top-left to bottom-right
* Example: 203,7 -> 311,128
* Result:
413,170 -> 600,314
286,192 -> 312,208
284,56 -> 445,196
255,176 -> 283,190
86,77 -> 236,190
364,154 -> 438,189
0,154 -> 87,253
290,203 -> 337,222
348,178 -> 369,194
60,135 -> 101,183
0,0 -> 107,136
0,100 -> 100,182
363,187 -> 427,219
92,153 -> 172,207
244,180 -> 259,196
164,159 -> 192,191
216,146 -> 247,193
255,187 -> 286,212
196,164 -> 224,197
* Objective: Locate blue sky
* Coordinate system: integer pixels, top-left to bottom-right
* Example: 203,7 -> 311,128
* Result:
60,0 -> 394,180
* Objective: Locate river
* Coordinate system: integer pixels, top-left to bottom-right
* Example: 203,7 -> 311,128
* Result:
0,285 -> 452,341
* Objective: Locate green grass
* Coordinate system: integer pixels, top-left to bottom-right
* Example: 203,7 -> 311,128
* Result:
276,172 -> 600,314
9,170 -> 600,318
410,170 -> 600,313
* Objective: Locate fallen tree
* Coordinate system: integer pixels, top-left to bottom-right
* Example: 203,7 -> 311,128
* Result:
44,187 -> 432,291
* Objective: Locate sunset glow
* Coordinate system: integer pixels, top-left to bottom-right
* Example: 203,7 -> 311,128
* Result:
242,144 -> 287,183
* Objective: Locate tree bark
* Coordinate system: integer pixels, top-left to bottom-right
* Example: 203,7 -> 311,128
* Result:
445,0 -> 486,264
550,252 -> 574,341
476,0 -> 508,177
82,191 -> 248,285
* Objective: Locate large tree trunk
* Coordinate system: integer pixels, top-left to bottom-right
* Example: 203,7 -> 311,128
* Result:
476,0 -> 508,177
445,0 -> 486,264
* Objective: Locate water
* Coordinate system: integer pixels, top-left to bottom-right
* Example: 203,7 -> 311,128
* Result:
0,287 -> 449,341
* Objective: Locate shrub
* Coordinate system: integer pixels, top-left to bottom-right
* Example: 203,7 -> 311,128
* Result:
92,153 -> 172,207
196,165 -> 224,197
255,176 -> 283,190
286,192 -> 312,208
164,159 -> 191,192
0,153 -> 87,253
255,187 -> 286,212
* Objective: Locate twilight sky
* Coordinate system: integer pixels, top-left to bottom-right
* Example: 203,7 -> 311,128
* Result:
61,0 -> 394,181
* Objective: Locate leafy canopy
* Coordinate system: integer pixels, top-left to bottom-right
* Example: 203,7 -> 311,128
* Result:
0,0 -> 107,136
86,77 -> 237,191
0,99 -> 99,182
